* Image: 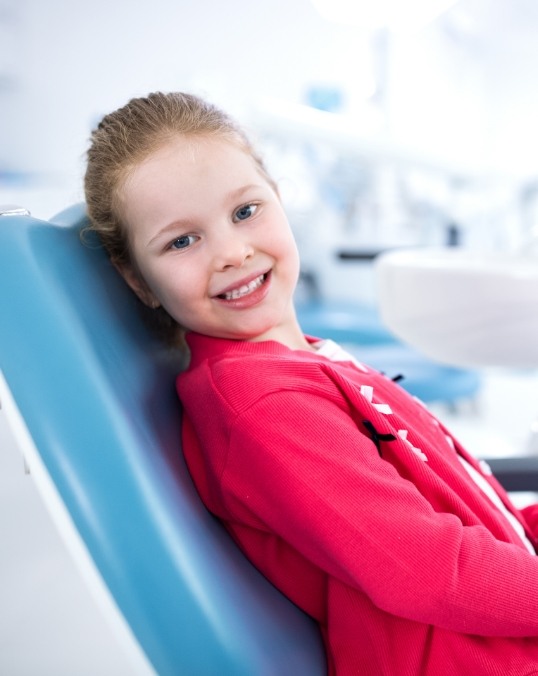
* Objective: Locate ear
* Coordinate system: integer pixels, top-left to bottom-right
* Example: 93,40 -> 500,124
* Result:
113,260 -> 161,309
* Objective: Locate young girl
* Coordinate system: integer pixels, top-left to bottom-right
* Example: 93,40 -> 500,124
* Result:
84,91 -> 538,675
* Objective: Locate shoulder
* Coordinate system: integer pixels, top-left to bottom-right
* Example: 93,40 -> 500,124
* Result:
179,346 -> 351,417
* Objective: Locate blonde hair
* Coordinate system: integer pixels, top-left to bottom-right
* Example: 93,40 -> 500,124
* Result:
84,91 -> 276,344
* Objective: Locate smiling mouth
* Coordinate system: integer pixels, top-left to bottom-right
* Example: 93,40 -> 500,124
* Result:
217,273 -> 268,300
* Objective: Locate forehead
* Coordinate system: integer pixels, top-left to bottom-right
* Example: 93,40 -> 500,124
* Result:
121,136 -> 264,205
117,136 -> 269,229
130,135 -> 257,184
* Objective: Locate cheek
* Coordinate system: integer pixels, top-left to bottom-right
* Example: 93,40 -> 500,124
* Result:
267,214 -> 297,255
146,262 -> 199,314
129,258 -> 174,309
279,230 -> 301,272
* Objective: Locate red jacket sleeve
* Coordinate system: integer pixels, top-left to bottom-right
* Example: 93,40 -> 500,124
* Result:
522,504 -> 538,539
222,389 -> 538,637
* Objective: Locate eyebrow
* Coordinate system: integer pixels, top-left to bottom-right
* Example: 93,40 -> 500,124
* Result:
147,218 -> 193,247
147,183 -> 264,247
227,183 -> 263,201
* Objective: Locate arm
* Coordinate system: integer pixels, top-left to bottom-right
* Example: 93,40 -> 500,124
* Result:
223,389 -> 538,637
522,504 -> 538,539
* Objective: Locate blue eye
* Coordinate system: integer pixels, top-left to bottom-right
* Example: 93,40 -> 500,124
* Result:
234,204 -> 257,221
170,234 -> 197,250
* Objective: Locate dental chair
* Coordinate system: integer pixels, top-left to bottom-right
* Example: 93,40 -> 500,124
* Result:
0,204 -> 326,675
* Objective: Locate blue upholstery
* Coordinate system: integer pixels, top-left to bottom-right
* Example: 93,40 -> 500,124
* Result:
0,205 -> 326,675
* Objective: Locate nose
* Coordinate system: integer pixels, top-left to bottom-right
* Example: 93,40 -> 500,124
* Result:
213,232 -> 254,270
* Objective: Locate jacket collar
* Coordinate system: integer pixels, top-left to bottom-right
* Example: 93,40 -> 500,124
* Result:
185,331 -> 320,368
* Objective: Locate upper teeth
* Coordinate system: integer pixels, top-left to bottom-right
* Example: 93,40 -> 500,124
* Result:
222,274 -> 265,300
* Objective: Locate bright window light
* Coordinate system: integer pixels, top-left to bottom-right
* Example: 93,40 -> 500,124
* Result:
311,0 -> 459,32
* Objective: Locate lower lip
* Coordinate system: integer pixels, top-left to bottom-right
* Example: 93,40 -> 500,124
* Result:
213,271 -> 272,309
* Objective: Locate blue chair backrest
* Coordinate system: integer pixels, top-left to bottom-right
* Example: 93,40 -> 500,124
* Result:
0,204 -> 326,675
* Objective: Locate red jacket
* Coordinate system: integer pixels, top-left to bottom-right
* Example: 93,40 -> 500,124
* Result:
177,332 -> 538,675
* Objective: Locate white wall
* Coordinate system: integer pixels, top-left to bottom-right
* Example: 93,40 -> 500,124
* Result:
8,0 -> 536,178
5,0 -> 538,297
3,0 -> 373,179
3,1 -> 538,235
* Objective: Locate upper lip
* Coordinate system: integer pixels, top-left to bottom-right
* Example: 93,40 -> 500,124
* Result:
213,269 -> 269,297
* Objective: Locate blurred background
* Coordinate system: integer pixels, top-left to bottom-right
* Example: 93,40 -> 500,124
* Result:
4,0 -> 538,297
3,0 -> 538,672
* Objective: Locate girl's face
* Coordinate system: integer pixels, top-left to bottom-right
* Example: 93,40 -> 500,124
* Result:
117,136 -> 308,349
